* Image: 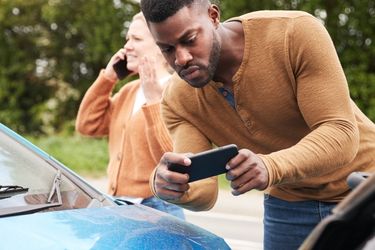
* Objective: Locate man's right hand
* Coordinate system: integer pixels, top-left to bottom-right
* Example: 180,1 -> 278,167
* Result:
104,48 -> 127,82
153,152 -> 192,201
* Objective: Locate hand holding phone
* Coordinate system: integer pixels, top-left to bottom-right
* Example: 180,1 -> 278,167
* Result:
113,58 -> 130,80
168,144 -> 239,182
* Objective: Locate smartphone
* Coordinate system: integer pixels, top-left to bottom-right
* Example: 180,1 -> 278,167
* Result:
113,58 -> 131,80
168,144 -> 239,182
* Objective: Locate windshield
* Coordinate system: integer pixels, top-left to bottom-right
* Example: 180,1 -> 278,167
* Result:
0,132 -> 58,192
0,129 -> 94,216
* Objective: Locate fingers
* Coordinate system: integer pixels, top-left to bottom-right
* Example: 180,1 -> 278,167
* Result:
154,172 -> 190,200
104,49 -> 127,81
229,166 -> 267,196
114,48 -> 126,61
153,152 -> 191,201
225,149 -> 269,196
139,56 -> 156,84
140,56 -> 164,103
109,48 -> 127,66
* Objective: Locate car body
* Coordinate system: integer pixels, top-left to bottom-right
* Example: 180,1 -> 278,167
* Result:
300,172 -> 375,250
0,123 -> 230,250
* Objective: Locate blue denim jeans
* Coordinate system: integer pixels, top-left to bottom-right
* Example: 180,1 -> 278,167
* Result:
263,194 -> 337,250
142,196 -> 185,220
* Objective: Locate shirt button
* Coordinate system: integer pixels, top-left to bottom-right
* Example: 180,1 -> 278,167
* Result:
117,153 -> 122,161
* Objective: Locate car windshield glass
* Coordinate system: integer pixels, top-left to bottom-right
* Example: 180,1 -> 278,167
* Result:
0,130 -> 94,214
0,170 -> 63,217
0,132 -> 56,192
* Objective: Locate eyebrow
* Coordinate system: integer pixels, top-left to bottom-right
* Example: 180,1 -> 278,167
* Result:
156,28 -> 197,47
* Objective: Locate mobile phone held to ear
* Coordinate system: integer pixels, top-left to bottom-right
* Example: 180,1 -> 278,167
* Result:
168,144 -> 239,182
113,58 -> 131,80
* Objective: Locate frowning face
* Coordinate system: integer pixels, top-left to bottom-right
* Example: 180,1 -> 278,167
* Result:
147,5 -> 221,88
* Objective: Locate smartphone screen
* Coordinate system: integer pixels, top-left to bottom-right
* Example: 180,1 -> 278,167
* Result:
113,58 -> 130,80
168,144 -> 239,182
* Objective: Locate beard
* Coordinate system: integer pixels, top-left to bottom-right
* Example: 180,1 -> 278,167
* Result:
182,30 -> 221,88
206,31 -> 221,84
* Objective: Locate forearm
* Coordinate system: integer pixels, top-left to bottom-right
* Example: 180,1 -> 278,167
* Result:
261,118 -> 359,187
142,102 -> 173,161
76,70 -> 117,136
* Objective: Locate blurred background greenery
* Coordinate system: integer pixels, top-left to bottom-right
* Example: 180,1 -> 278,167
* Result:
1,0 -> 374,177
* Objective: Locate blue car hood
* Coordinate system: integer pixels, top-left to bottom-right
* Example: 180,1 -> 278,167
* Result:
0,204 -> 230,250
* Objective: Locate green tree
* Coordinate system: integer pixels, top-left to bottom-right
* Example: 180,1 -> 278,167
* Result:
0,0 -> 374,135
0,0 -> 139,135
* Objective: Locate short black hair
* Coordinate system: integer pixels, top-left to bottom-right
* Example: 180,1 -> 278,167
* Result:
140,0 -> 210,23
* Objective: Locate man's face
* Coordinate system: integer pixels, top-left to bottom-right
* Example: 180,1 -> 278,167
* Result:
147,5 -> 221,88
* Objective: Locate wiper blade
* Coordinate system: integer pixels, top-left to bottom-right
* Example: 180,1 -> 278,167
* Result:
0,185 -> 29,199
0,170 -> 63,218
0,203 -> 62,218
47,170 -> 62,204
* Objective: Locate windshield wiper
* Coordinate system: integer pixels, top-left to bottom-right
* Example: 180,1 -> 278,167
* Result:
47,169 -> 62,204
0,170 -> 63,218
0,185 -> 29,200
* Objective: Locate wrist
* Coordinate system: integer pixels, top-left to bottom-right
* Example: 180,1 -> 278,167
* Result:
103,69 -> 118,82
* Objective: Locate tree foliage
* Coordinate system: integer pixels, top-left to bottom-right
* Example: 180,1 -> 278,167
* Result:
0,0 -> 139,135
0,0 -> 374,135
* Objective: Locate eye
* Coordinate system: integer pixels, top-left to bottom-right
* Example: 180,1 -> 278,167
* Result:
183,36 -> 196,45
160,46 -> 174,54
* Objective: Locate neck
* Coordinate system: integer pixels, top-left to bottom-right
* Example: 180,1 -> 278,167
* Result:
213,21 -> 244,88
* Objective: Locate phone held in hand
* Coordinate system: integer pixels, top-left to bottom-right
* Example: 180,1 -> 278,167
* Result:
168,144 -> 239,182
113,58 -> 130,80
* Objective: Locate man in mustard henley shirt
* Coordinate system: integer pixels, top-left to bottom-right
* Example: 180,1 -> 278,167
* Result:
140,0 -> 375,249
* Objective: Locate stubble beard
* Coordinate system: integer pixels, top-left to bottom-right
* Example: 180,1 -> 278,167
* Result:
187,31 -> 221,88
206,31 -> 221,84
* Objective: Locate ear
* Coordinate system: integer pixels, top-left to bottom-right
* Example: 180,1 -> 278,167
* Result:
208,4 -> 220,28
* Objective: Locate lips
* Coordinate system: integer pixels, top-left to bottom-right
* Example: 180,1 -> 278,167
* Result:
179,66 -> 200,81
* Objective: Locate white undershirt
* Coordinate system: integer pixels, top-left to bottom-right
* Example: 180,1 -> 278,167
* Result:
126,75 -> 171,203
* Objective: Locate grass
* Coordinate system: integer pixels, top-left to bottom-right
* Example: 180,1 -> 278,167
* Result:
27,134 -> 109,178
27,134 -> 231,188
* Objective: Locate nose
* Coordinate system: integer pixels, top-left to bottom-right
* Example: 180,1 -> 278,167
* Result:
174,47 -> 193,67
124,40 -> 132,50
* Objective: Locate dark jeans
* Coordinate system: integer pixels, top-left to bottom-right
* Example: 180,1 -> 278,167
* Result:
263,194 -> 337,250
